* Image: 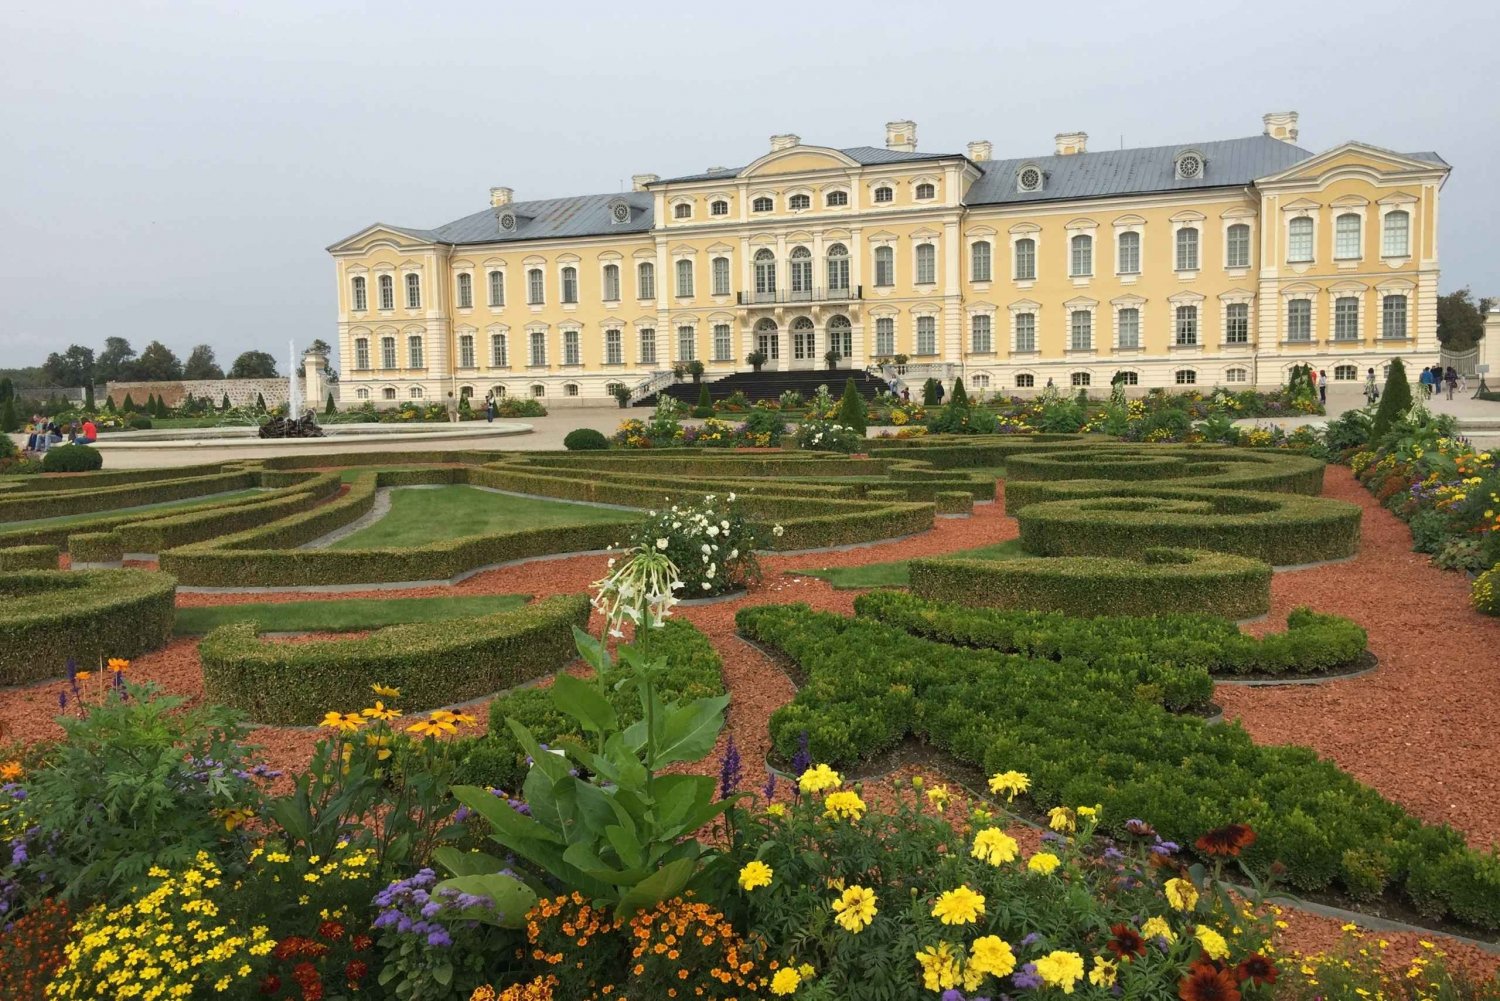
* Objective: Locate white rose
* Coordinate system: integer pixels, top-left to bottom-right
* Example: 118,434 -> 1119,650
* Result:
701,544 -> 712,554
705,564 -> 715,578
727,492 -> 736,502
702,582 -> 712,590
729,549 -> 739,559
707,525 -> 720,537
772,525 -> 785,537
656,538 -> 669,550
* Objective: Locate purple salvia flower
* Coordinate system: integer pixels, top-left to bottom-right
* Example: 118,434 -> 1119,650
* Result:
1020,932 -> 1042,948
718,736 -> 742,799
790,731 -> 811,777
762,771 -> 777,802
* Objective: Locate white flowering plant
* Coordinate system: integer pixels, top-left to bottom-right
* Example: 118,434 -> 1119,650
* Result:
795,417 -> 864,454
624,495 -> 762,598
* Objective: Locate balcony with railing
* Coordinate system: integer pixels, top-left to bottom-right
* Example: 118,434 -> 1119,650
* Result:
737,285 -> 863,306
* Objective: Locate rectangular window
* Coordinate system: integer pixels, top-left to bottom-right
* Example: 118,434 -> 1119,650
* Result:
916,316 -> 937,355
602,265 -> 620,302
1226,224 -> 1251,268
529,330 -> 547,366
381,338 -> 396,369
1335,214 -> 1362,259
675,259 -> 694,298
1175,228 -> 1199,271
1175,305 -> 1198,346
378,275 -> 394,310
915,244 -> 936,284
459,335 -> 475,368
563,329 -> 580,365
1117,232 -> 1140,275
527,269 -> 544,305
407,335 -> 424,367
711,257 -> 731,296
875,317 -> 895,356
1334,297 -> 1360,341
677,325 -> 695,361
405,273 -> 421,309
354,339 -> 370,369
971,241 -> 991,282
875,247 -> 894,287
637,262 -> 655,299
491,334 -> 508,367
561,267 -> 578,304
1286,299 -> 1311,342
1070,235 -> 1092,277
1014,238 -> 1036,280
639,328 -> 657,364
352,277 -> 367,311
1382,295 -> 1408,339
971,314 -> 992,353
1069,311 -> 1092,351
605,329 -> 623,365
1287,218 -> 1313,262
489,270 -> 505,307
457,273 -> 473,309
1117,308 -> 1140,349
1015,313 -> 1036,352
1225,303 -> 1249,344
1382,211 -> 1410,257
712,323 -> 732,362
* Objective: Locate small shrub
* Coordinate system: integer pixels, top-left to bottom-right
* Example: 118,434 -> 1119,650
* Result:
563,427 -> 608,451
795,418 -> 862,453
41,445 -> 103,473
626,496 -> 760,598
693,383 -> 714,418
1371,357 -> 1413,441
836,378 -> 867,433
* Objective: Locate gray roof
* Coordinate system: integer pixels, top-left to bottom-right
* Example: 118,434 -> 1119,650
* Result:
965,134 -> 1315,206
365,191 -> 656,248
659,145 -> 959,183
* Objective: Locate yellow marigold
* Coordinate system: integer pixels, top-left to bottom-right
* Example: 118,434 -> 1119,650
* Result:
968,935 -> 1016,979
915,942 -> 963,992
765,803 -> 787,818
1047,806 -> 1076,833
797,764 -> 841,794
971,828 -> 1019,866
926,784 -> 950,810
1195,925 -> 1230,961
737,861 -> 773,892
1140,915 -> 1176,942
769,967 -> 801,995
1088,955 -> 1118,988
1076,804 -> 1100,820
822,790 -> 866,822
930,885 -> 986,926
1027,852 -> 1060,875
831,885 -> 877,933
1165,877 -> 1200,912
1034,950 -> 1085,994
987,769 -> 1030,801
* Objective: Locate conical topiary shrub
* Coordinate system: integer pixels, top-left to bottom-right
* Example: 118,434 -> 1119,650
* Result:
837,378 -> 867,433
1371,357 -> 1413,441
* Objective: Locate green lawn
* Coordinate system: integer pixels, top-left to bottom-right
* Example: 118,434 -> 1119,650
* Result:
174,593 -> 531,635
799,539 -> 1028,589
328,485 -> 637,549
9,488 -> 268,530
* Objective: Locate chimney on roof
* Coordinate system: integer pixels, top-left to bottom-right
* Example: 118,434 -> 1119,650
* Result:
769,133 -> 800,151
967,140 -> 993,162
1263,111 -> 1300,144
1054,131 -> 1088,155
885,120 -> 917,152
631,173 -> 659,191
489,186 -> 514,207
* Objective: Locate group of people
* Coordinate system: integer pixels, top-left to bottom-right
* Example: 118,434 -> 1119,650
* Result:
1419,364 -> 1464,400
23,417 -> 96,454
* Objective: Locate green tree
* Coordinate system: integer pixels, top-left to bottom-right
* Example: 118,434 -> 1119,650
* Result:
325,392 -> 336,415
255,392 -> 267,412
837,378 -> 867,433
122,393 -> 137,413
42,345 -> 96,387
83,385 -> 95,411
1436,289 -> 1492,351
221,393 -> 231,411
0,398 -> 17,433
183,344 -> 225,380
949,377 -> 969,408
133,341 -> 184,381
145,393 -> 157,415
104,395 -> 116,413
1371,357 -> 1413,440
0,377 -> 12,402
230,351 -> 278,379
95,337 -> 137,383
922,378 -> 940,406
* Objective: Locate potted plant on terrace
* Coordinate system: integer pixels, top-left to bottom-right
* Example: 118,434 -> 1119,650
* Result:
825,349 -> 841,371
746,349 -> 768,373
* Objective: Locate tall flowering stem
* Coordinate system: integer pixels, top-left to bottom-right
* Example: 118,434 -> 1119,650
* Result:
589,545 -> 683,639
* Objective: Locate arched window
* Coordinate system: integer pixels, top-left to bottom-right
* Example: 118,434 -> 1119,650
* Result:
1175,227 -> 1199,271
1070,310 -> 1092,351
561,266 -> 578,303
492,384 -> 507,398
1015,373 -> 1035,388
788,193 -> 810,210
530,383 -> 546,398
1382,210 -> 1410,257
487,270 -> 504,307
1071,371 -> 1091,387
1286,299 -> 1312,342
1382,295 -> 1408,339
752,196 -> 773,212
1117,308 -> 1140,349
754,317 -> 779,361
456,273 -> 473,309
563,329 -> 580,365
405,273 -> 421,308
789,247 -> 812,297
602,264 -> 621,301
354,337 -> 370,370
915,244 -> 936,284
410,386 -> 424,399
754,248 -> 777,298
971,241 -> 992,282
1175,369 -> 1197,385
711,257 -> 730,296
528,330 -> 547,366
1117,231 -> 1140,274
564,383 -> 580,397
605,328 -> 623,365
527,268 -> 544,304
637,261 -> 655,299
380,336 -> 396,369
826,190 -> 848,207
710,199 -> 729,216
828,315 -> 852,360
1334,297 -> 1360,341
382,386 -> 396,400
675,258 -> 694,297
1114,370 -> 1139,386
1287,217 -> 1313,262
377,274 -> 394,310
356,387 -> 370,400
1175,305 -> 1198,346
491,333 -> 508,367
459,385 -> 474,399
1069,234 -> 1093,277
1334,364 -> 1358,381
1226,224 -> 1251,268
874,246 -> 895,287
1014,238 -> 1036,280
458,334 -> 475,367
971,314 -> 992,353
1335,213 -> 1362,259
914,182 -> 935,199
1225,367 -> 1249,383
826,243 -> 849,292
351,275 -> 367,311
873,186 -> 893,203
407,335 -> 424,367
791,316 -> 815,360
673,202 -> 691,219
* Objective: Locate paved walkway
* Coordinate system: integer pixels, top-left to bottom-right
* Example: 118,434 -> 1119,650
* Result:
1234,384 -> 1500,445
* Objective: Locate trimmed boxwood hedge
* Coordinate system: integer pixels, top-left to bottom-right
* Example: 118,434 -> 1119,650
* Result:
909,547 -> 1272,620
1014,488 -> 1361,566
453,617 -> 725,792
0,569 -> 177,685
198,593 -> 591,724
856,590 -> 1368,679
935,491 -> 974,515
0,485 -> 287,551
0,470 -> 257,522
737,602 -> 1500,931
69,531 -> 123,564
0,545 -> 59,571
113,474 -> 341,553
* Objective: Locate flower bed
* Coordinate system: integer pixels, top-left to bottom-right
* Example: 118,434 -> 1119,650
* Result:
623,495 -> 761,597
0,569 -> 177,685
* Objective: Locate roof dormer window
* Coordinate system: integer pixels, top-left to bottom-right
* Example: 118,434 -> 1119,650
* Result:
914,182 -> 936,199
1175,150 -> 1205,180
1016,164 -> 1043,193
673,202 -> 692,219
752,196 -> 773,213
788,193 -> 811,210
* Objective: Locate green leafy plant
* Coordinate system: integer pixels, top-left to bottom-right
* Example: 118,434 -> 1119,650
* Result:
563,427 -> 609,451
41,445 -> 103,473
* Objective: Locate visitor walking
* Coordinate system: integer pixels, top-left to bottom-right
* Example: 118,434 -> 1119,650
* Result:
446,392 -> 460,423
1364,368 -> 1379,405
934,381 -> 945,405
1317,370 -> 1328,406
1445,366 -> 1458,400
1457,370 -> 1469,394
1419,366 -> 1433,399
1431,364 -> 1445,396
484,389 -> 496,423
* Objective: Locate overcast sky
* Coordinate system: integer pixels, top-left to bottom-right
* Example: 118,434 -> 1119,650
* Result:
3,0 -> 1496,371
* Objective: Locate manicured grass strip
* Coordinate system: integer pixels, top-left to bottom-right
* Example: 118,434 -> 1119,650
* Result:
327,485 -> 636,550
4,488 -> 267,532
174,593 -> 529,635
800,539 -> 1028,589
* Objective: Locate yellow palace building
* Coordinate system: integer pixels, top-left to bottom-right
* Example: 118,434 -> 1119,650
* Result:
327,113 -> 1449,406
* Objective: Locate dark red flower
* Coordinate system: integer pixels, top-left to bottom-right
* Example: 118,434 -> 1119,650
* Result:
345,959 -> 369,986
1179,961 -> 1241,1001
1106,923 -> 1147,961
292,961 -> 324,1001
351,934 -> 373,952
1195,824 -> 1257,858
1235,953 -> 1278,986
317,920 -> 345,941
258,975 -> 282,995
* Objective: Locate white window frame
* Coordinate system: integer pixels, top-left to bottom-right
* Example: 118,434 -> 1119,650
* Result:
354,336 -> 370,369
1379,291 -> 1409,340
1174,369 -> 1197,385
380,335 -> 397,369
528,328 -> 547,367
1334,212 -> 1363,261
637,261 -> 655,300
1010,228 -> 1039,283
1225,223 -> 1251,269
675,258 -> 694,298
676,324 -> 696,361
560,265 -> 579,304
873,245 -> 895,287
562,328 -> 581,366
1287,215 -> 1315,263
404,272 -> 422,309
826,243 -> 850,292
1069,233 -> 1093,278
1111,298 -> 1144,351
970,240 -> 992,282
351,275 -> 367,312
1175,227 -> 1200,272
825,189 -> 849,208
1380,205 -> 1412,258
1225,367 -> 1249,384
456,272 -> 473,309
488,269 -> 505,307
602,263 -> 621,302
970,312 -> 993,354
710,199 -> 730,217
1174,305 -> 1199,346
378,274 -> 395,310
527,268 -> 544,305
914,243 -> 937,285
1333,295 -> 1362,342
712,322 -> 733,362
751,195 -> 774,213
915,315 -> 938,356
711,256 -> 731,297
407,333 -> 424,368
787,192 -> 811,211
1224,302 -> 1251,344
1067,303 -> 1096,352
1009,303 -> 1039,354
458,333 -> 476,368
872,185 -> 894,204
490,331 -> 509,368
1285,297 -> 1313,343
638,326 -> 657,364
874,315 -> 896,356
1116,230 -> 1140,276
604,328 -> 623,365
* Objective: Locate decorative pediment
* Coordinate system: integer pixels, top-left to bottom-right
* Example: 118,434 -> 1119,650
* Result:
706,242 -> 735,254
1256,142 -> 1449,185
1111,293 -> 1146,306
325,223 -> 438,254
740,145 -> 861,177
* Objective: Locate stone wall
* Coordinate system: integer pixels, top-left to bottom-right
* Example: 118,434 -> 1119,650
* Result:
104,378 -> 290,409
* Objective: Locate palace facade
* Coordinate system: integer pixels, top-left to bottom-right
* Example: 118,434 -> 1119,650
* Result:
327,113 -> 1449,406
